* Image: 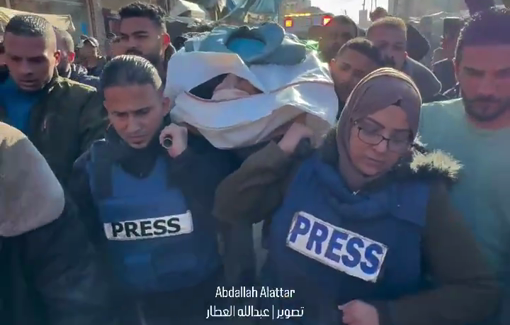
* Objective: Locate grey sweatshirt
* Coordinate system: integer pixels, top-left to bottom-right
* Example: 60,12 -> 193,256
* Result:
403,57 -> 442,103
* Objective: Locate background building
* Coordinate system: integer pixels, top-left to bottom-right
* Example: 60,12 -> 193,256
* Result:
281,0 -> 311,14
1,0 -> 105,41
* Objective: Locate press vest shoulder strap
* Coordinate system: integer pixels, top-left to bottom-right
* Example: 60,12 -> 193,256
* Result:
89,140 -> 113,200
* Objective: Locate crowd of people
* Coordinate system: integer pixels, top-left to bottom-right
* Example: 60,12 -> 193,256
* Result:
0,1 -> 510,325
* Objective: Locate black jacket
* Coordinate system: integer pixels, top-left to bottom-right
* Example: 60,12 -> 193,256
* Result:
0,203 -> 117,325
63,64 -> 100,89
406,24 -> 430,62
433,59 -> 456,93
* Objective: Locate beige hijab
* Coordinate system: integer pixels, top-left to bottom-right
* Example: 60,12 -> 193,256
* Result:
336,68 -> 422,190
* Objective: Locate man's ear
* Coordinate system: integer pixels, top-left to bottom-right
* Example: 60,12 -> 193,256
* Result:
162,33 -> 171,48
68,51 -> 76,63
328,58 -> 336,68
54,50 -> 61,65
162,96 -> 172,115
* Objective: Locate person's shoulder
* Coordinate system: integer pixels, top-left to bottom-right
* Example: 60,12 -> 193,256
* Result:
54,76 -> 97,95
73,138 -> 106,170
77,74 -> 100,89
419,99 -> 463,140
0,122 -> 27,146
422,98 -> 463,111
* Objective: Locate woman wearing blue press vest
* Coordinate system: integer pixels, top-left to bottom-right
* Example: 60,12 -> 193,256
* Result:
214,68 -> 500,325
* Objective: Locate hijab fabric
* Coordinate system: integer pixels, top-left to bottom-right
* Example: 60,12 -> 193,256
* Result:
336,68 -> 422,190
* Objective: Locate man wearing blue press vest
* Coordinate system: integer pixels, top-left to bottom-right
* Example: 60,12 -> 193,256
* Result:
69,55 -> 233,325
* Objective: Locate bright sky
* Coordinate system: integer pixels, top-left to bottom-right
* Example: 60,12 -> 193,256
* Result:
311,0 -> 388,22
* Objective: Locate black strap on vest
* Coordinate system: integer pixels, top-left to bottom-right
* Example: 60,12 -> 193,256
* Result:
90,142 -> 114,200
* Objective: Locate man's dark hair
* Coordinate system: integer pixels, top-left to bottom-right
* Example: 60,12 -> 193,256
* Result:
5,15 -> 55,43
367,16 -> 407,38
456,7 -> 510,63
118,2 -> 167,32
327,15 -> 358,37
53,27 -> 74,52
100,55 -> 162,91
336,37 -> 385,67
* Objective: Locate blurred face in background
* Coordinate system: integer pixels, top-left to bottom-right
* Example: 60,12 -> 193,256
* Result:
119,17 -> 170,67
79,41 -> 97,59
109,38 -> 124,58
319,20 -> 357,62
54,33 -> 75,74
367,26 -> 407,70
330,48 -> 380,102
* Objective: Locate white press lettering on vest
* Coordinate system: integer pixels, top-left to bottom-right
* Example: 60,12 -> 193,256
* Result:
104,211 -> 193,241
286,211 -> 387,282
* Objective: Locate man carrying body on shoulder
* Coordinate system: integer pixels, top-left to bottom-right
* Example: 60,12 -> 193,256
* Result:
69,55 -> 233,325
329,37 -> 386,117
119,2 -> 174,83
419,7 -> 510,324
366,17 -> 442,102
0,122 -> 116,325
54,27 -> 99,88
0,15 -> 107,185
318,15 -> 358,63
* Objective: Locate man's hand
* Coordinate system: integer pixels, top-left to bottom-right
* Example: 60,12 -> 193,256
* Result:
278,122 -> 313,155
159,124 -> 188,158
339,300 -> 380,325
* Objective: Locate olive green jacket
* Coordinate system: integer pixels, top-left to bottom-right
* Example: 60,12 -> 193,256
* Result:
0,68 -> 108,185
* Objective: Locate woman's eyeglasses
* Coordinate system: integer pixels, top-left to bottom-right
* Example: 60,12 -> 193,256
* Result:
354,121 -> 411,153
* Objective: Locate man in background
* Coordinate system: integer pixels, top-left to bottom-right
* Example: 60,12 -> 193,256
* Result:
54,28 -> 99,88
329,37 -> 385,116
119,2 -> 172,82
369,6 -> 430,62
366,17 -> 442,102
77,35 -> 107,77
0,15 -> 106,184
318,15 -> 358,62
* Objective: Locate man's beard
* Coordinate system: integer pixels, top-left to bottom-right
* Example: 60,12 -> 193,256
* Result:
125,48 -> 161,67
462,92 -> 510,122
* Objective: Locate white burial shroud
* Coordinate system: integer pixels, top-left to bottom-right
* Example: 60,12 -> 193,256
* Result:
164,49 -> 338,149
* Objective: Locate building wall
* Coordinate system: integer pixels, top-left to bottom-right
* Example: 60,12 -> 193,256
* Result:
4,0 -> 105,44
281,0 -> 312,14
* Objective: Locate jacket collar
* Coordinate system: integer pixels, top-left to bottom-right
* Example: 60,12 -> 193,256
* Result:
317,128 -> 461,192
